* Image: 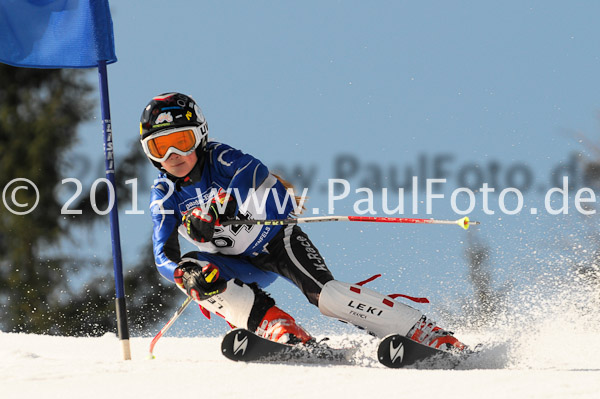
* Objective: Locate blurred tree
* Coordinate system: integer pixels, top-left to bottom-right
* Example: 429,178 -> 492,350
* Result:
0,65 -> 94,332
47,243 -> 179,336
0,65 -> 176,335
463,234 -> 509,328
570,123 -> 600,293
465,240 -> 495,323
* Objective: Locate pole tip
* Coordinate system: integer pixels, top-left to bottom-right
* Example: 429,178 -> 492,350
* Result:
458,217 -> 470,230
458,216 -> 481,230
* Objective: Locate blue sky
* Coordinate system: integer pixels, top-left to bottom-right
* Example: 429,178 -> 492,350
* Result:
67,1 -> 600,333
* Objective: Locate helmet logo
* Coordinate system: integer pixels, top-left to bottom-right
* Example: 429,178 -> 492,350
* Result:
155,112 -> 173,124
185,111 -> 192,121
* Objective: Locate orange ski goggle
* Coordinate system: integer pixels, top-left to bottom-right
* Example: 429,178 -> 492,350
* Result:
141,126 -> 205,162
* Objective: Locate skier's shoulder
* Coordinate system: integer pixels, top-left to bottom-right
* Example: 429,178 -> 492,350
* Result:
206,140 -> 253,167
207,140 -> 240,156
150,172 -> 175,199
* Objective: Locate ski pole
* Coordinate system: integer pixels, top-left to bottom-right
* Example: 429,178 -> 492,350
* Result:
222,216 -> 479,230
149,295 -> 193,359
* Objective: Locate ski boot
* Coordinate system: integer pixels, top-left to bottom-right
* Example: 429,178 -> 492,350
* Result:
256,306 -> 313,345
407,315 -> 465,351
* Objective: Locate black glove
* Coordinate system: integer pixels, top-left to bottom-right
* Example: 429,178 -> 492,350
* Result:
173,259 -> 227,301
182,193 -> 237,243
183,206 -> 218,243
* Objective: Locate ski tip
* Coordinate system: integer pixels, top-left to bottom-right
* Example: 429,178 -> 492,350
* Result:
377,334 -> 406,368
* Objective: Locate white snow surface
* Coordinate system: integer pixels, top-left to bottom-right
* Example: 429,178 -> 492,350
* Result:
1,328 -> 599,399
2,282 -> 599,399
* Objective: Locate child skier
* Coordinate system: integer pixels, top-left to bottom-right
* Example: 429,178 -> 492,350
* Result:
140,92 -> 464,350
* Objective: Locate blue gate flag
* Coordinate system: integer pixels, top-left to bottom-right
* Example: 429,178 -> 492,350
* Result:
0,0 -> 117,68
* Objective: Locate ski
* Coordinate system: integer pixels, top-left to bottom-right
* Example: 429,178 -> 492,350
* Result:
221,328 -> 353,364
377,333 -> 463,368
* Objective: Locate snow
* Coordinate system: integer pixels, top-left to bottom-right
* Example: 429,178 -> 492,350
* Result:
2,328 -> 599,399
3,279 -> 599,399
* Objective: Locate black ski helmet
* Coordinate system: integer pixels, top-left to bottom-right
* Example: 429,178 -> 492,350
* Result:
140,92 -> 208,170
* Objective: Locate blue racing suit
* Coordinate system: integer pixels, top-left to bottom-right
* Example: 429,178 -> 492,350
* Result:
149,141 -> 296,288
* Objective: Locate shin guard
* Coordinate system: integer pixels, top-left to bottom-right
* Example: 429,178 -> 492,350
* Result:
197,279 -> 258,329
318,280 -> 423,338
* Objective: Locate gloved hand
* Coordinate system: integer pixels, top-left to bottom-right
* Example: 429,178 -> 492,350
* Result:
182,193 -> 237,243
173,259 -> 227,301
